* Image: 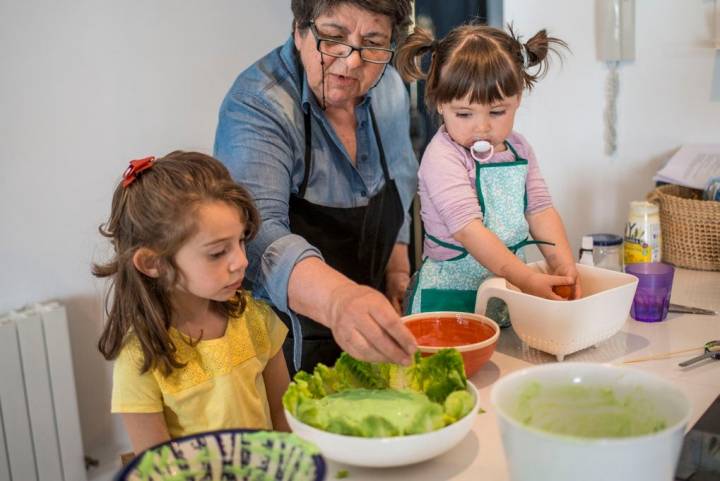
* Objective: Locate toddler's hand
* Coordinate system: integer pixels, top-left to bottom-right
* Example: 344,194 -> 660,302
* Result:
518,272 -> 575,300
551,263 -> 582,299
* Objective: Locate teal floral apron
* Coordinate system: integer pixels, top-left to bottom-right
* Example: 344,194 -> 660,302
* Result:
406,141 -> 552,327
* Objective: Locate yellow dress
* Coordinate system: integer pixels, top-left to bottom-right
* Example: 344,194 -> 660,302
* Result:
111,297 -> 288,438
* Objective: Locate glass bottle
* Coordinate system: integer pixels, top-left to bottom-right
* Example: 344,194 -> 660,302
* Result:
590,233 -> 623,272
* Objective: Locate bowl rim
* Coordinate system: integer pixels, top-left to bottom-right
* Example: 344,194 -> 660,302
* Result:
285,381 -> 480,443
113,427 -> 326,481
489,362 -> 692,446
401,311 -> 500,352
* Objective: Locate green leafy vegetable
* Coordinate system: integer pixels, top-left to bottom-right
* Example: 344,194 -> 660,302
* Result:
283,349 -> 477,437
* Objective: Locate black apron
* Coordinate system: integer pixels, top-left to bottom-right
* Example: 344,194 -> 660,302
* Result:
276,80 -> 405,376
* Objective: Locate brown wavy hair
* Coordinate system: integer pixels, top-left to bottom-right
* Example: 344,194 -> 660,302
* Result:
395,22 -> 568,109
93,151 -> 260,375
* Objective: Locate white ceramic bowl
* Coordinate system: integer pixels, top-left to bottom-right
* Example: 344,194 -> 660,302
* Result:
284,382 -> 480,467
491,363 -> 691,481
476,261 -> 638,361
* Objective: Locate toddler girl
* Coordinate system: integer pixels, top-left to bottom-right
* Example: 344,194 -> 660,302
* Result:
395,24 -> 580,322
94,151 -> 290,453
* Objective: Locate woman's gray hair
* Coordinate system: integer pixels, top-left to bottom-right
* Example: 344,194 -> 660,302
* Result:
291,0 -> 413,44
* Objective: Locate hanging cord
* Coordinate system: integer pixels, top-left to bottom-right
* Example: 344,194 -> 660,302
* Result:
603,61 -> 619,155
320,54 -> 327,110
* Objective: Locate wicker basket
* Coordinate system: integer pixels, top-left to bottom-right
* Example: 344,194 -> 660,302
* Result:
648,184 -> 720,271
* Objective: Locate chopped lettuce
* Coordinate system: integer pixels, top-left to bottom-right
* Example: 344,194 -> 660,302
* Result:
283,348 -> 477,437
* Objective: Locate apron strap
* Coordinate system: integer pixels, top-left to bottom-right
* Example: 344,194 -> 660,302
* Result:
368,106 -> 392,182
504,139 -> 520,159
425,234 -> 468,261
299,110 -> 313,198
508,237 -> 555,254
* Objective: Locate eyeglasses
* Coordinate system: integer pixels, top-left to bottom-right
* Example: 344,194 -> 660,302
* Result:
309,22 -> 394,65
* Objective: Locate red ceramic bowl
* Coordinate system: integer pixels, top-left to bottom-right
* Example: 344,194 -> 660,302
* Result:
402,311 -> 500,377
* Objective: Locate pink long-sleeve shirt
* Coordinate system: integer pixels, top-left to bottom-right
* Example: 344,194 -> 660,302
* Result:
419,128 -> 553,261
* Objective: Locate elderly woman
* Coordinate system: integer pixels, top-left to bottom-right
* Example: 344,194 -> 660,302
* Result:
214,0 -> 418,375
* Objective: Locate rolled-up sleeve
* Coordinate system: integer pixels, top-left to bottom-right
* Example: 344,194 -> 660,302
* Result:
214,91 -> 321,313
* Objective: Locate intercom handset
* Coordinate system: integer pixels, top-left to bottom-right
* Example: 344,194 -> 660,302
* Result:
596,0 -> 635,156
596,0 -> 635,62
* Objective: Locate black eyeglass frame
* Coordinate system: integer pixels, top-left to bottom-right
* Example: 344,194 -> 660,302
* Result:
308,22 -> 395,65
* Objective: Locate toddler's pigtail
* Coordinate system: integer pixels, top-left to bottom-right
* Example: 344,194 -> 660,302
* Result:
509,24 -> 568,91
394,27 -> 436,83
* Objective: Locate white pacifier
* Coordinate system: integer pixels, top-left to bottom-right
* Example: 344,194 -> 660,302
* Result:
471,140 -> 494,161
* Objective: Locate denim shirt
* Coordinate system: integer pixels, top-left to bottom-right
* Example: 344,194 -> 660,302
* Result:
214,37 -> 418,314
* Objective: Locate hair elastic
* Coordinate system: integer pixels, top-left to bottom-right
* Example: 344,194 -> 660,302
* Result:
122,156 -> 155,188
519,44 -> 529,69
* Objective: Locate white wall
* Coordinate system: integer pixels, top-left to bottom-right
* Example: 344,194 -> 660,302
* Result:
504,0 -> 720,254
0,0 -> 290,471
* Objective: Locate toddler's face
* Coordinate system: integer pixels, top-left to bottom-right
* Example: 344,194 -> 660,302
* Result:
439,93 -> 520,154
173,201 -> 248,303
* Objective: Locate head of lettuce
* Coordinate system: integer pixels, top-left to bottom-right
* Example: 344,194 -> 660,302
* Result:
282,348 -> 477,437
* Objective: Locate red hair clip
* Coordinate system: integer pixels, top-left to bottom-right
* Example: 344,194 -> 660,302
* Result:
122,156 -> 155,188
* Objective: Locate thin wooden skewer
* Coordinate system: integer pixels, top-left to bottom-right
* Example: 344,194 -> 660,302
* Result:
623,346 -> 703,364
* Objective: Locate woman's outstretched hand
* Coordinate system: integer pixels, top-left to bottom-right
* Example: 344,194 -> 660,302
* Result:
326,283 -> 417,365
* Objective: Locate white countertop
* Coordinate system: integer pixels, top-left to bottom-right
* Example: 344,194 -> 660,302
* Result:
324,268 -> 720,480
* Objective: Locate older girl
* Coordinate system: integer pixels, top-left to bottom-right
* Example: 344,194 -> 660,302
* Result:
94,151 -> 289,453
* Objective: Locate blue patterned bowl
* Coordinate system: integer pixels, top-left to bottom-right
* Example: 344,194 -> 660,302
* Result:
114,429 -> 326,481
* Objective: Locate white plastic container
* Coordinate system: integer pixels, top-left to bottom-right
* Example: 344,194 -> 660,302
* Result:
624,201 -> 662,265
475,262 -> 638,361
491,363 -> 691,481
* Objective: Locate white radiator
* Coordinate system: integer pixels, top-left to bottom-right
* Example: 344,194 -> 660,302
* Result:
0,302 -> 87,481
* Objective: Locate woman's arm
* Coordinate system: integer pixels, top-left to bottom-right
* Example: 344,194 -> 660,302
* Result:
526,207 -> 582,298
263,350 -> 291,432
121,413 -> 170,454
453,219 -> 572,300
288,257 -> 416,365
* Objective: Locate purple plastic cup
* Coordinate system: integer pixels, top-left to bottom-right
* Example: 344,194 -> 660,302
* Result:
624,262 -> 675,322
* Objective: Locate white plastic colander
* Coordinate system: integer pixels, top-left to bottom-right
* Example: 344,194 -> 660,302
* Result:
475,262 -> 638,361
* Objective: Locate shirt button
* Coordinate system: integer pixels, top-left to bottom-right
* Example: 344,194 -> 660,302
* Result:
361,190 -> 367,197
360,154 -> 367,161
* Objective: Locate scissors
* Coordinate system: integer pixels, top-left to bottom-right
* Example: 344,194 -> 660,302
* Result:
668,303 -> 717,315
678,340 -> 720,367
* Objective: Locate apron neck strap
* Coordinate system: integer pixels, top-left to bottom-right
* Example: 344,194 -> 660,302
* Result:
504,140 -> 521,160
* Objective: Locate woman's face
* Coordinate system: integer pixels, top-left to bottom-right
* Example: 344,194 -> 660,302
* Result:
294,3 -> 392,109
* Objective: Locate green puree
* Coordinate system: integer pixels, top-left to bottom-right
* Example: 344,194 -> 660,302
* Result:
318,389 -> 435,431
512,382 -> 667,438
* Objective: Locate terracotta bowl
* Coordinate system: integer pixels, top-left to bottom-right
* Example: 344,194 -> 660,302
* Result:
402,311 -> 500,377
